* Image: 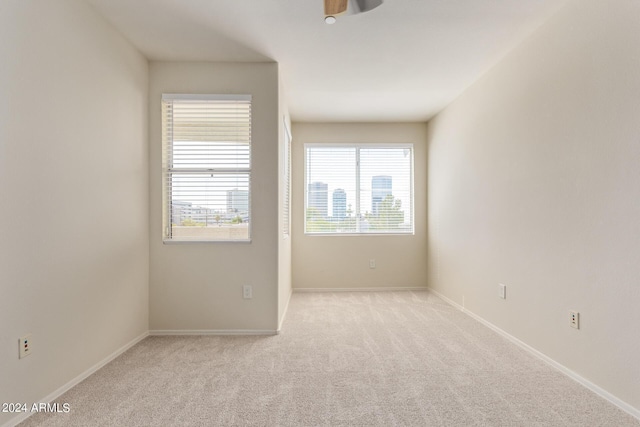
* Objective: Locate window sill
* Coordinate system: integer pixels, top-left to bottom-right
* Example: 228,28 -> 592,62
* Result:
303,232 -> 414,237
163,239 -> 252,244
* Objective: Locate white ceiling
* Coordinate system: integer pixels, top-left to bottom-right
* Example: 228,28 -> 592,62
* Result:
86,0 -> 566,122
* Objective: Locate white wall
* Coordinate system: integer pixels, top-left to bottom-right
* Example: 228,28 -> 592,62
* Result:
0,0 -> 149,424
149,62 -> 280,332
428,0 -> 640,413
292,123 -> 428,290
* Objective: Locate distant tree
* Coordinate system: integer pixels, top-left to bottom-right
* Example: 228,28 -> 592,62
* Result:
181,218 -> 204,227
306,207 -> 334,232
368,194 -> 404,230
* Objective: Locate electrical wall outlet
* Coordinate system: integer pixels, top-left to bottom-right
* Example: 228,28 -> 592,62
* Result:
369,259 -> 376,269
498,283 -> 506,299
243,285 -> 253,299
19,334 -> 32,359
570,311 -> 579,329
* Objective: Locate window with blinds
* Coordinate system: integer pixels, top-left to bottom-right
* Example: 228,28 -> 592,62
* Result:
283,119 -> 291,237
162,94 -> 251,242
304,144 -> 414,235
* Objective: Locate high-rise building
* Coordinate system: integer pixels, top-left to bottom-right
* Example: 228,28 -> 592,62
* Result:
226,188 -> 249,214
371,175 -> 392,215
171,201 -> 193,225
333,189 -> 347,219
308,182 -> 328,218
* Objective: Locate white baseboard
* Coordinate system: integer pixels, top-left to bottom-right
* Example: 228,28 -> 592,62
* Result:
2,331 -> 149,427
427,288 -> 465,311
293,286 -> 429,293
427,288 -> 640,421
149,329 -> 277,336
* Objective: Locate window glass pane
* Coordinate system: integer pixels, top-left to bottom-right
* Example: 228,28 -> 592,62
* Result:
168,173 -> 249,241
171,141 -> 250,169
305,147 -> 357,233
360,148 -> 412,233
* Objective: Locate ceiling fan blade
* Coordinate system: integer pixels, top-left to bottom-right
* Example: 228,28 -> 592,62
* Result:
325,0 -> 348,16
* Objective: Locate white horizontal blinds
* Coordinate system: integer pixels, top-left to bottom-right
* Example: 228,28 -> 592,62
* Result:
283,127 -> 291,237
359,147 -> 413,233
162,95 -> 251,242
305,144 -> 413,234
306,147 -> 357,233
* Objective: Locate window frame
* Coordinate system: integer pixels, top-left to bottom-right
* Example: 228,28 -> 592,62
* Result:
162,93 -> 252,244
304,142 -> 415,236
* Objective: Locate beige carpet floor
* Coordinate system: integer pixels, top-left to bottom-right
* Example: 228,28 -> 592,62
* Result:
20,291 -> 640,426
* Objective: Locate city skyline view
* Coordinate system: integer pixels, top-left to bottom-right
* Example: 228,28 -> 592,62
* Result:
307,174 -> 394,218
305,145 -> 414,233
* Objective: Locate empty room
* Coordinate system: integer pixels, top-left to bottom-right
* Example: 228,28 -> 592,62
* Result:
1,0 -> 639,425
